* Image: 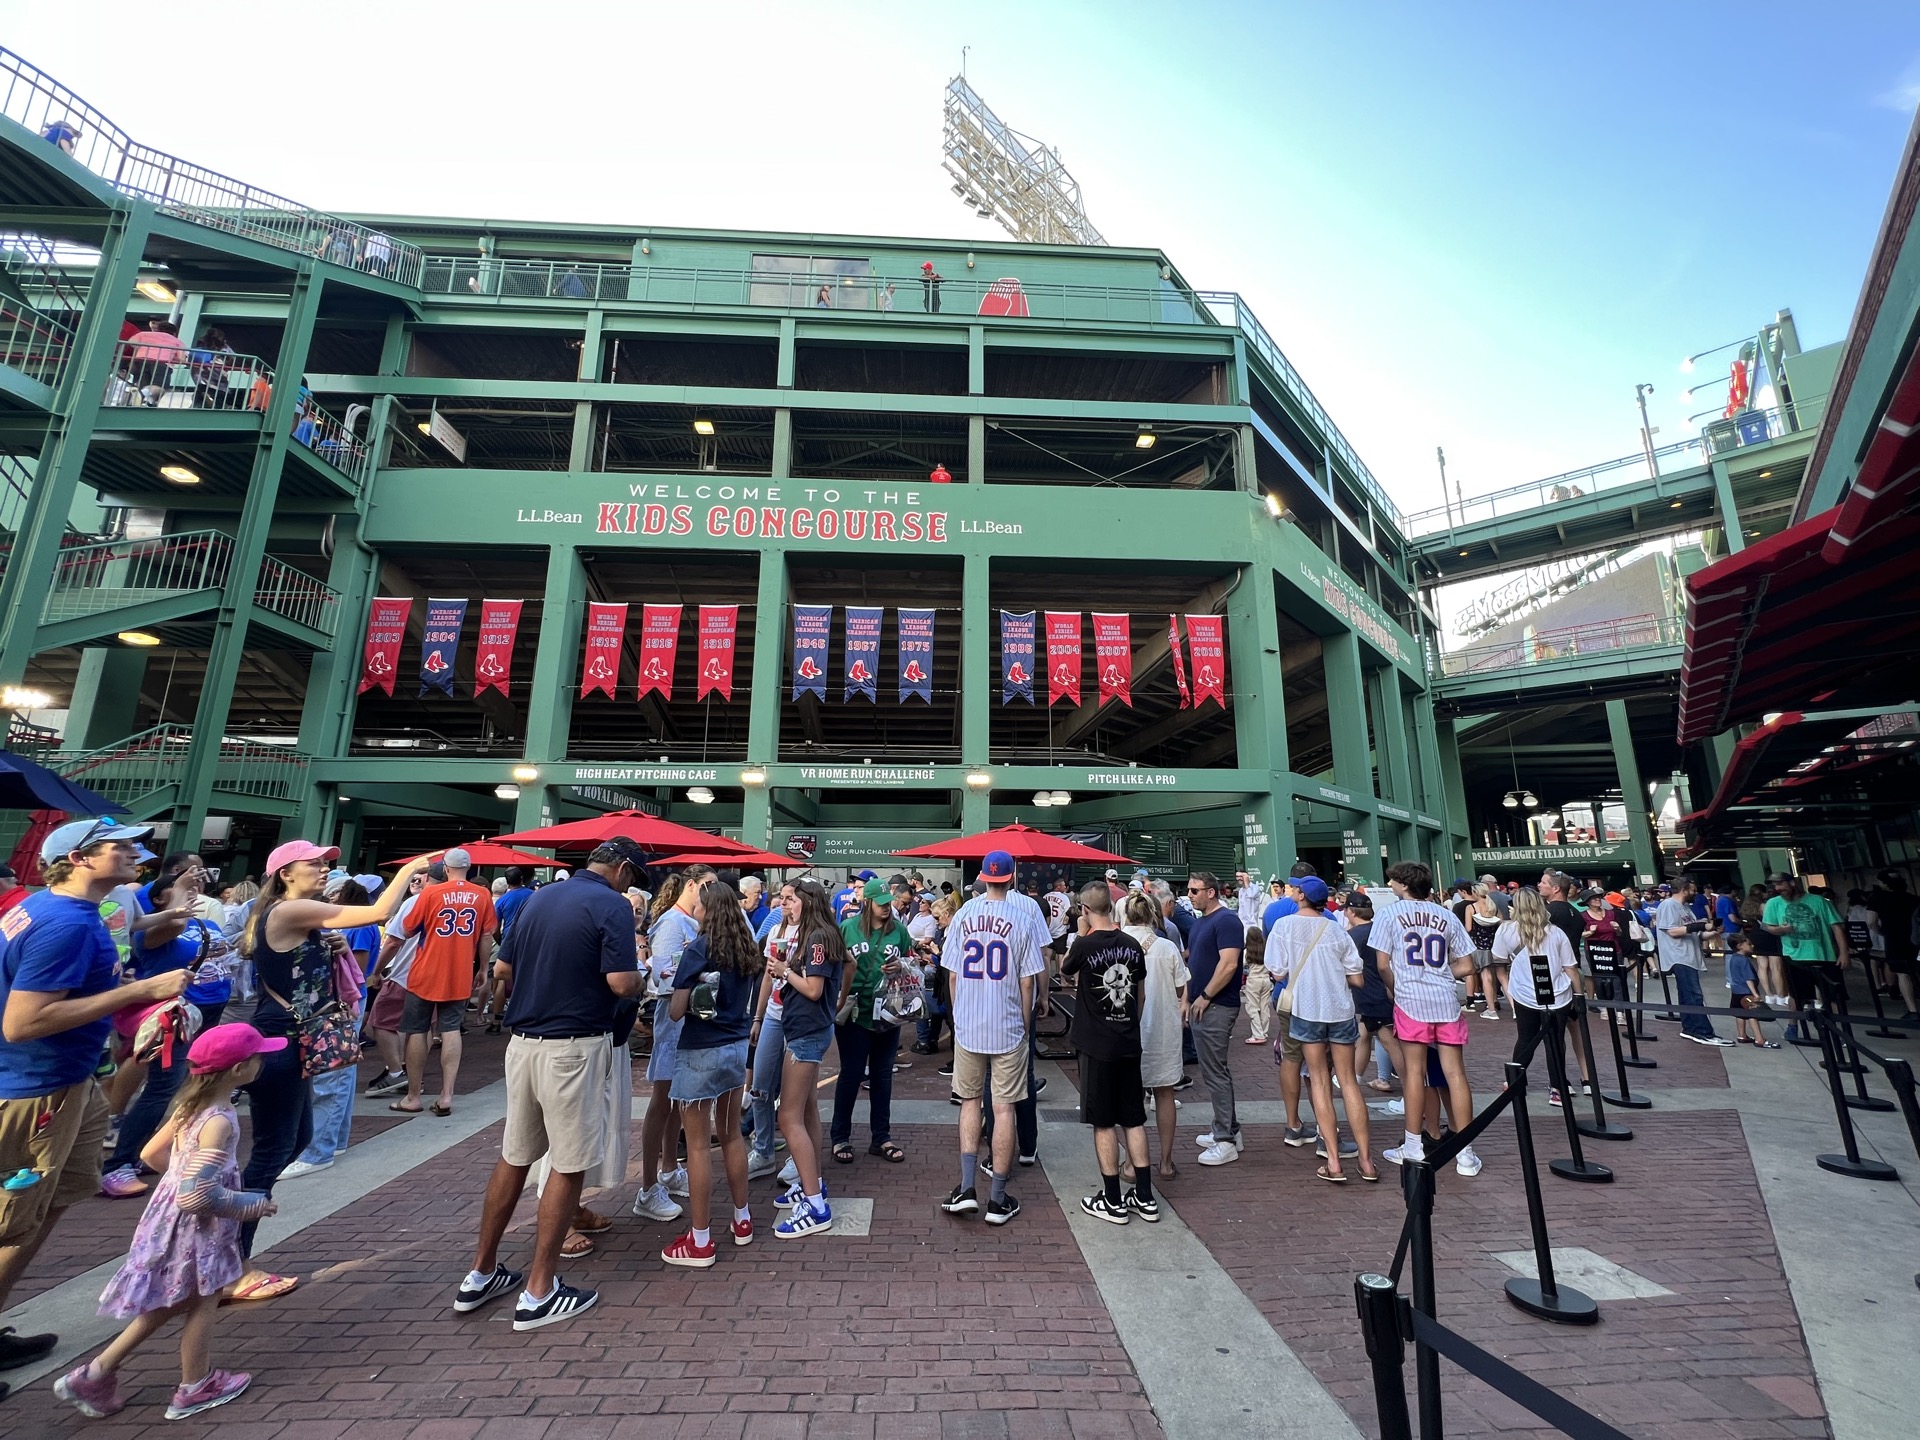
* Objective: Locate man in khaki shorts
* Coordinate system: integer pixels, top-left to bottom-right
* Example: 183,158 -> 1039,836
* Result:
0,817 -> 185,1398
452,838 -> 645,1333
938,850 -> 1051,1227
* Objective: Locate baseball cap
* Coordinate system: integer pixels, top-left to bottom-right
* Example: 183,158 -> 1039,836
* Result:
356,873 -> 385,896
855,869 -> 877,881
426,861 -> 449,883
980,850 -> 1016,883
1296,876 -> 1331,907
265,839 -> 340,875
921,261 -> 935,271
39,816 -> 155,866
589,836 -> 649,871
862,877 -> 891,901
444,846 -> 473,869
187,1022 -> 286,1075
1104,868 -> 1119,880
1604,891 -> 1627,907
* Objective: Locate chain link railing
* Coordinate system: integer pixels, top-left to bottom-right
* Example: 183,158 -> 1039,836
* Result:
40,529 -> 232,622
255,555 -> 339,637
101,339 -> 273,411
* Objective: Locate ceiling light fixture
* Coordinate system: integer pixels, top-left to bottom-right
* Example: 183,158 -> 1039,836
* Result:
1033,791 -> 1054,808
1134,428 -> 1157,450
511,764 -> 541,782
740,766 -> 767,786
117,630 -> 161,647
965,769 -> 992,789
692,418 -> 716,436
417,421 -> 432,434
1263,491 -> 1284,519
2,686 -> 53,709
494,783 -> 521,802
135,279 -> 177,303
1049,791 -> 1071,806
687,786 -> 715,804
159,464 -> 200,485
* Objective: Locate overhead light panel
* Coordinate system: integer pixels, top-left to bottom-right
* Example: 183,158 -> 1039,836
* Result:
1033,791 -> 1054,808
1049,791 -> 1071,806
159,464 -> 200,485
511,764 -> 541,782
1134,429 -> 1157,450
692,418 -> 716,436
2,686 -> 53,709
416,421 -> 432,434
965,769 -> 992,789
135,279 -> 176,303
117,630 -> 161,647
494,783 -> 521,802
740,766 -> 767,786
1263,492 -> 1284,519
687,785 -> 715,804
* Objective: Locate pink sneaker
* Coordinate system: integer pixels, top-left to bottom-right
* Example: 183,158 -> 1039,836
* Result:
98,1165 -> 149,1199
54,1364 -> 127,1418
165,1368 -> 251,1420
731,1217 -> 754,1247
660,1231 -> 717,1269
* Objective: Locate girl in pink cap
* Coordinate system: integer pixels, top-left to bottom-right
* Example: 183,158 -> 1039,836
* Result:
54,1023 -> 284,1421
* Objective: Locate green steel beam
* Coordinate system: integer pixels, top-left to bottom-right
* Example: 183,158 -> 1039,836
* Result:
1710,458 -> 1744,554
512,544 -> 586,831
740,551 -> 788,850
296,511 -> 379,836
1606,699 -> 1660,885
960,555 -> 990,830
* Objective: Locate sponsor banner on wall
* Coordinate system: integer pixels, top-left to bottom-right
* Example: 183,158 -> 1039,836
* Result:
359,597 -> 412,696
792,604 -> 831,700
844,605 -> 882,702
474,599 -> 523,697
1045,611 -> 1081,706
1186,614 -> 1226,707
580,602 -> 627,698
696,605 -> 738,701
1000,610 -> 1036,705
1093,612 -> 1132,706
636,604 -> 682,701
1168,614 -> 1191,710
418,597 -> 468,697
898,607 -> 935,703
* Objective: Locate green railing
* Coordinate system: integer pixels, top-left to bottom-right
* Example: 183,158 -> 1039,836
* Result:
292,397 -> 369,487
0,298 -> 74,393
1433,612 -> 1682,681
41,528 -> 231,622
103,339 -> 272,412
49,723 -> 311,807
255,555 -> 339,637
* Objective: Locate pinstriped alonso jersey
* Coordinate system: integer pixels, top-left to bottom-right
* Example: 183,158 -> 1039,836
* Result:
1370,899 -> 1475,1025
940,892 -> 1051,1055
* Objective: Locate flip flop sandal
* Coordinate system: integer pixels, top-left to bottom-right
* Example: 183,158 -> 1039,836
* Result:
870,1142 -> 906,1163
387,1103 -> 423,1114
560,1231 -> 595,1259
431,1102 -> 453,1117
1365,1080 -> 1394,1093
572,1209 -> 613,1233
1358,1167 -> 1381,1183
831,1144 -> 856,1164
226,1272 -> 299,1304
1315,1166 -> 1349,1184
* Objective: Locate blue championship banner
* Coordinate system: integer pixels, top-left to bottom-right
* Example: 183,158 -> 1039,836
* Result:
418,597 -> 468,696
898,607 -> 935,703
845,606 -> 882,702
793,604 -> 831,700
1000,609 -> 1036,705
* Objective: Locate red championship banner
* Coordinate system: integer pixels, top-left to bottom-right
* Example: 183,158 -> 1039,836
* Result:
636,604 -> 682,701
1186,614 -> 1226,707
1044,611 -> 1081,706
358,597 -> 412,695
473,599 -> 523,697
580,602 -> 627,698
697,605 -> 738,701
1092,612 -> 1132,707
1168,615 -> 1192,709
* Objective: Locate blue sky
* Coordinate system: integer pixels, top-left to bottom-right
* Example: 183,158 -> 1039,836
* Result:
9,1 -> 1915,518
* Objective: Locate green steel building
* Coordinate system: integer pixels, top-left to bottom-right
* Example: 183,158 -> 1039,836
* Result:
0,48 -> 1862,889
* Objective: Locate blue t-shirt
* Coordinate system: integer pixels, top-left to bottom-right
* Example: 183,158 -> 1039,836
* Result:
1166,903 -> 1193,943
777,925 -> 842,1042
1186,906 -> 1245,1008
1349,921 -> 1390,1019
647,906 -> 700,997
1716,895 -> 1740,935
499,870 -> 640,1038
1262,896 -> 1300,933
673,935 -> 754,1049
0,891 -> 123,1098
131,887 -> 232,1009
1726,951 -> 1759,997
342,924 -> 381,997
494,886 -> 532,938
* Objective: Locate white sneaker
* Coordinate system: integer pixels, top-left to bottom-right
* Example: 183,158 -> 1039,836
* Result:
1683,1033 -> 1735,1047
1382,1099 -> 1406,1116
777,1157 -> 799,1187
1196,1140 -> 1240,1166
662,1165 -> 691,1197
747,1150 -> 781,1180
631,1183 -> 683,1222
1382,1143 -> 1424,1167
1455,1147 -> 1483,1177
278,1158 -> 333,1181
1195,1131 -> 1244,1153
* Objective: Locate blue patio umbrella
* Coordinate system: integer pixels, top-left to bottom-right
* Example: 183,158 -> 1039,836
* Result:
0,750 -> 128,814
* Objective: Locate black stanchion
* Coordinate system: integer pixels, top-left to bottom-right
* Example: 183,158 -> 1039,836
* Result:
1542,1009 -> 1611,1183
1570,998 -> 1633,1140
1810,1005 -> 1899,1182
1596,983 -> 1652,1109
1354,1273 -> 1414,1440
1653,965 -> 1680,1023
1629,962 -> 1658,1042
1501,1061 -> 1599,1324
1848,920 -> 1901,1040
1883,1058 -> 1920,1164
1402,1159 -> 1444,1440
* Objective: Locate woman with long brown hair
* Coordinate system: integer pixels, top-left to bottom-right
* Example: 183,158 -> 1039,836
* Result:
768,879 -> 845,1237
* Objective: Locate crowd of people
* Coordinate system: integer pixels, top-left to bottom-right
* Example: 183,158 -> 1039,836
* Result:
1,811 -> 1906,1418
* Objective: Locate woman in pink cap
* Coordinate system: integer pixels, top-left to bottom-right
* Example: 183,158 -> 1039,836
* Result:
54,1023 -> 284,1421
222,842 -> 432,1301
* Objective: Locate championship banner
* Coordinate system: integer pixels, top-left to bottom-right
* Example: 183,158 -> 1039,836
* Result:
898,607 -> 935,703
636,604 -> 682,701
580,601 -> 627,698
844,606 -> 882,702
358,597 -> 411,696
1092,612 -> 1132,706
1186,613 -> 1226,707
473,599 -> 522,697
1168,614 -> 1191,710
1045,611 -> 1081,706
792,604 -> 831,700
1000,610 -> 1035,705
418,597 -> 468,697
696,605 -> 738,701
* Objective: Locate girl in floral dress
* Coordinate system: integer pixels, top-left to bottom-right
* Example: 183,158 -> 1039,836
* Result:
54,1023 -> 282,1422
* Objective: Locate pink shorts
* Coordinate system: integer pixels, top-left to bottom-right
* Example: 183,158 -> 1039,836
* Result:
1392,1008 -> 1469,1047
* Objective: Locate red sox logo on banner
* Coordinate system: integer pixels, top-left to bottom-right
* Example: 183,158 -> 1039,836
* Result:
636,604 -> 681,702
696,605 -> 738,701
1045,611 -> 1082,706
580,602 -> 628,698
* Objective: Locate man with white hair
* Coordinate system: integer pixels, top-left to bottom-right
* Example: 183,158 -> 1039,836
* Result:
739,875 -> 768,932
397,847 -> 497,1116
1479,875 -> 1510,918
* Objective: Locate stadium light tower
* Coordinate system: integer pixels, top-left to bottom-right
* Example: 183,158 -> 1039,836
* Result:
942,75 -> 1106,246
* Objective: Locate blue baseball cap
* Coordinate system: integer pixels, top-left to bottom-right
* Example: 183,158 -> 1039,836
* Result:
856,869 -> 877,881
979,850 -> 1016,883
1296,876 -> 1331,907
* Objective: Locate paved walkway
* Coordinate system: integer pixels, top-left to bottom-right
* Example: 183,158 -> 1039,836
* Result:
1,983 -> 1912,1438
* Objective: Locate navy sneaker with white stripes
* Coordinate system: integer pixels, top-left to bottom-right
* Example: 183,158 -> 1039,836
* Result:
512,1280 -> 598,1331
452,1263 -> 523,1313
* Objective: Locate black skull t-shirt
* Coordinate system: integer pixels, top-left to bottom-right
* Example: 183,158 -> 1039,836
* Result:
1062,929 -> 1147,1061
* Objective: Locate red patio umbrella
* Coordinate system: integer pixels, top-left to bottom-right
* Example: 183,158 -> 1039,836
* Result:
650,848 -> 806,869
892,822 -> 1133,866
492,809 -> 756,854
387,841 -> 564,869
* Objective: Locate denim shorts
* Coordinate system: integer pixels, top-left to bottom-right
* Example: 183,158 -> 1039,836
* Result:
1288,1014 -> 1360,1046
783,1027 -> 831,1065
646,1011 -> 683,1084
670,1039 -> 749,1104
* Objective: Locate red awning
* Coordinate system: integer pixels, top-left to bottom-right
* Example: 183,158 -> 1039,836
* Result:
1822,343 -> 1920,562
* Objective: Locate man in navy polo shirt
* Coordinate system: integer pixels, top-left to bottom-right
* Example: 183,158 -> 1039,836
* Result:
0,817 -> 186,1392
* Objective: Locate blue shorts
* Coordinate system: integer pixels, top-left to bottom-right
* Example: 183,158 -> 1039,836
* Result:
647,1011 -> 683,1084
783,1027 -> 831,1065
671,1039 -> 749,1103
1288,1014 -> 1360,1046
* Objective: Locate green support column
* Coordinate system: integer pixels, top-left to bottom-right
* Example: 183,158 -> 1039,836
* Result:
967,325 -> 984,394
1321,630 -> 1372,796
171,269 -> 324,850
295,513 -> 378,836
741,551 -> 788,850
771,410 -> 793,480
1370,668 -> 1413,805
961,553 -> 991,829
0,205 -> 152,687
1225,562 -> 1293,875
569,311 -> 603,471
1606,699 -> 1659,886
58,650 -> 147,751
1436,718 -> 1471,875
776,317 -> 796,388
966,414 -> 984,484
1710,459 -> 1745,555
512,544 -> 586,830
1706,729 -> 1776,887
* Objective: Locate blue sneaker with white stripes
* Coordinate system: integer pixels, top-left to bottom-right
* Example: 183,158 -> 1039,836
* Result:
773,1198 -> 833,1238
